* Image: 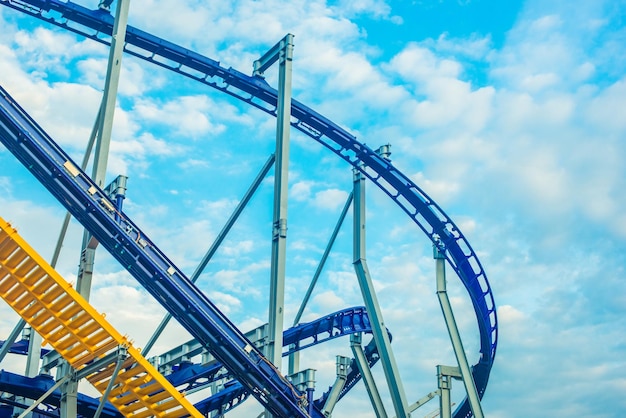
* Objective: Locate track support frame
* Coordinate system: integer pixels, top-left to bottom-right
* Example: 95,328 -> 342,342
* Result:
434,246 -> 484,418
353,160 -> 410,418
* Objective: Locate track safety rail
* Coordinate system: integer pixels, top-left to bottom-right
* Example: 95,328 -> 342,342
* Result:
0,370 -> 122,418
2,306 -> 380,416
165,306 -> 383,412
0,338 -> 50,357
0,85 -> 317,417
0,217 -> 202,418
1,1 -> 498,415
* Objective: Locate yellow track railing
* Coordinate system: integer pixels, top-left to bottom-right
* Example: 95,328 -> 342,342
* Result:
0,217 -> 202,418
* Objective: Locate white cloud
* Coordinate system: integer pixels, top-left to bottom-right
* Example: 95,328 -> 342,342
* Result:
290,180 -> 315,201
313,188 -> 349,210
134,96 -> 228,138
312,289 -> 345,312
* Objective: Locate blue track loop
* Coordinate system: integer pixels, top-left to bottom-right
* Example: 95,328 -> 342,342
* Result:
0,1 -> 498,416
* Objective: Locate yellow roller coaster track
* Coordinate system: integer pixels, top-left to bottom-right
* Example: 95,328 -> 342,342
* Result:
0,217 -> 202,418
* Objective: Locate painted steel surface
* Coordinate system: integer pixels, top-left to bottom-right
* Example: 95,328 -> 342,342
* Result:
0,85 -> 316,417
0,370 -> 121,418
0,1 -> 498,416
0,217 -> 202,418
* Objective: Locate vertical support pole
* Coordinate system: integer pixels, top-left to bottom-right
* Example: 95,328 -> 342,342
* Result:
353,166 -> 410,418
434,246 -> 484,418
63,2 -> 130,417
59,366 -> 78,418
437,366 -> 452,418
267,33 -> 294,371
24,328 -> 41,377
75,0 -> 131,300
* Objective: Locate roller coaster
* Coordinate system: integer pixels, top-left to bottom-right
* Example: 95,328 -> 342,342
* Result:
0,1 -> 497,417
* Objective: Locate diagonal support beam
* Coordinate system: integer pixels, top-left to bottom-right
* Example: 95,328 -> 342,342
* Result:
350,333 -> 387,417
16,374 -> 71,418
353,164 -> 410,418
142,154 -> 275,356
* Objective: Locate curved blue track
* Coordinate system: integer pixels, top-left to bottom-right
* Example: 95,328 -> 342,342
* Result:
0,1 -> 498,416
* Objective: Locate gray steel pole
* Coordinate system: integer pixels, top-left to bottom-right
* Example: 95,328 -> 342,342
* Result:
438,366 -> 452,418
62,2 -> 130,417
16,374 -> 70,418
353,167 -> 410,418
434,247 -> 484,418
292,192 -> 353,327
0,318 -> 26,363
267,33 -> 294,370
76,0 -> 130,300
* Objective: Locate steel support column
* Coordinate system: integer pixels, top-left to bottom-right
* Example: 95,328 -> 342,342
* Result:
58,365 -> 78,418
434,247 -> 484,418
261,34 -> 294,370
353,166 -> 410,418
438,366 -> 453,418
63,2 -> 130,417
322,356 -> 350,417
76,0 -> 130,300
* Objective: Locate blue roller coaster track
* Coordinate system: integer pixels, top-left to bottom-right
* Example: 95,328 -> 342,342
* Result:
0,306 -> 381,417
0,1 -> 497,417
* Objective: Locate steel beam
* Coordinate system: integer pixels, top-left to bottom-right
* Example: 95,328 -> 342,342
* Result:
434,247 -> 484,418
322,356 -> 350,417
0,318 -> 26,363
353,166 -> 410,417
76,0 -> 130,301
264,34 -> 294,372
93,347 -> 127,418
65,2 -> 130,416
350,333 -> 387,417
15,374 -> 70,418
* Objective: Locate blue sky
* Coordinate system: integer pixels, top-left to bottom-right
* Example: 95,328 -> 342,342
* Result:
1,0 -> 626,417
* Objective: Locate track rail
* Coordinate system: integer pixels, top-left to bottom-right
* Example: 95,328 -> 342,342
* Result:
0,217 -> 202,418
0,84 -> 317,417
0,370 -> 121,418
1,306 -> 379,417
1,1 -> 498,416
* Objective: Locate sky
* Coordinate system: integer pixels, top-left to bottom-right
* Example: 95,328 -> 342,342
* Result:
0,0 -> 625,417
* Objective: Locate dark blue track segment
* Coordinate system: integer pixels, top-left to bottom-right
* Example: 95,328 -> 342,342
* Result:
0,339 -> 50,358
2,306 -> 378,416
1,1 -> 498,415
0,85 -> 318,417
0,370 -> 121,418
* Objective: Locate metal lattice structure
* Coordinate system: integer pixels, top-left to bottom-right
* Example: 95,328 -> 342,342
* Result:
0,1 -> 497,417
